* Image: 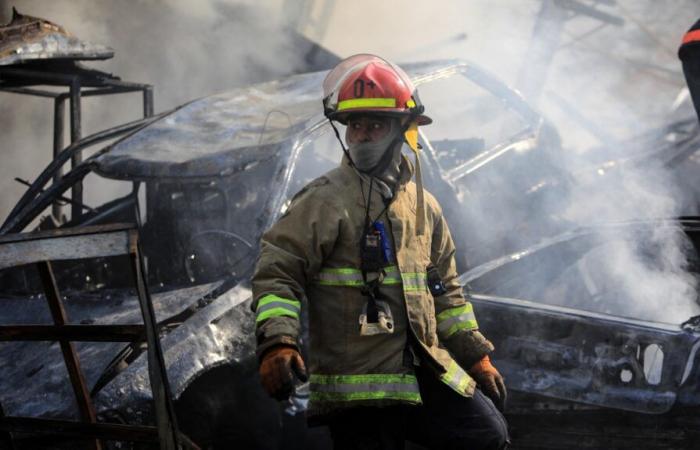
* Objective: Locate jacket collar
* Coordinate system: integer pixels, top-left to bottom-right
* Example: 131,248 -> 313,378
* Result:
340,154 -> 414,209
340,153 -> 413,189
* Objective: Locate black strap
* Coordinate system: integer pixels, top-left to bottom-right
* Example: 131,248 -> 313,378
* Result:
329,119 -> 356,168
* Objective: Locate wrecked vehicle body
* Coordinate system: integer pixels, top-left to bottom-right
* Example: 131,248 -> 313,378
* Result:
4,55 -> 699,449
463,218 -> 700,448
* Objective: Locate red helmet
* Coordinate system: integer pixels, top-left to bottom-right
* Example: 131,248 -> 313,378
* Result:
323,54 -> 432,125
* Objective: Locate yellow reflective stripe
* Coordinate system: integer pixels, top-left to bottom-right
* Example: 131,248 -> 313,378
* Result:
317,279 -> 363,287
255,295 -> 300,324
315,266 -> 401,286
401,272 -> 428,292
257,295 -> 300,310
445,319 -> 478,336
309,373 -> 421,404
314,267 -> 425,290
310,373 -> 417,384
311,391 -> 421,403
440,360 -> 472,394
436,303 -> 473,322
337,98 -> 397,111
437,303 -> 478,337
256,307 -> 298,323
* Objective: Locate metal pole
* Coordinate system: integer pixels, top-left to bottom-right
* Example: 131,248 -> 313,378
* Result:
129,232 -> 180,450
69,78 -> 83,221
143,86 -> 154,118
52,96 -> 66,222
37,261 -> 102,450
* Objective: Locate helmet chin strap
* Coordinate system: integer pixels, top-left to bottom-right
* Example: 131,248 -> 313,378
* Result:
329,119 -> 356,168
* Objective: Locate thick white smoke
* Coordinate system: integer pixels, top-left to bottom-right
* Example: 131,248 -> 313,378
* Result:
319,1 -> 700,322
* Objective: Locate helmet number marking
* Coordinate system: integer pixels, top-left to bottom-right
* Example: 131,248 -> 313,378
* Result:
353,79 -> 365,98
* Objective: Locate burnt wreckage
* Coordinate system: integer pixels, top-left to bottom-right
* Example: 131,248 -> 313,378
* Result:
1,9 -> 700,450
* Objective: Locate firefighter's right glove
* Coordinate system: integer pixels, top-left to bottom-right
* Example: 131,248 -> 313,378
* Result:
469,355 -> 507,412
259,346 -> 308,401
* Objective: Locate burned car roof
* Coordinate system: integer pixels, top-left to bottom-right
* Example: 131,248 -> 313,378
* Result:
0,8 -> 113,66
93,71 -> 325,180
92,59 -> 536,181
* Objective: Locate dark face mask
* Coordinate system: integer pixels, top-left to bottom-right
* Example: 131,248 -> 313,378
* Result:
348,118 -> 402,173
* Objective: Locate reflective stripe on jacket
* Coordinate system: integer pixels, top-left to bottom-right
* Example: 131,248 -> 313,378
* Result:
252,156 -> 494,415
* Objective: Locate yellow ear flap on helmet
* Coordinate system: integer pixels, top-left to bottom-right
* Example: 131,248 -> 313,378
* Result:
404,120 -> 421,153
403,120 -> 426,236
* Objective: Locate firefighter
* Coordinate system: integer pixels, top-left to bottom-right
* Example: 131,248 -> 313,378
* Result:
252,54 -> 509,449
680,19 -> 700,121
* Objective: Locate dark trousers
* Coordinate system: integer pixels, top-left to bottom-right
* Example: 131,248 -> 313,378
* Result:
327,366 -> 509,450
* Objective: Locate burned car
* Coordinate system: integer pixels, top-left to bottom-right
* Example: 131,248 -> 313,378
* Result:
1,55 -> 698,449
0,58 -> 558,448
464,217 -> 700,448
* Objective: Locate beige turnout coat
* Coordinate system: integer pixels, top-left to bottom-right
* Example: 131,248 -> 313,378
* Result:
252,156 -> 494,415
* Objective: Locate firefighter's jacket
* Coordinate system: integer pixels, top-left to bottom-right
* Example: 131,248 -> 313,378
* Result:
252,156 -> 494,415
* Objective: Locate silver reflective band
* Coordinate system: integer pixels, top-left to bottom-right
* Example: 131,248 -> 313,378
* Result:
309,373 -> 422,403
441,360 -> 472,394
437,312 -> 478,335
436,303 -> 478,337
315,266 -> 428,293
401,272 -> 428,292
315,266 -> 402,286
255,295 -> 301,323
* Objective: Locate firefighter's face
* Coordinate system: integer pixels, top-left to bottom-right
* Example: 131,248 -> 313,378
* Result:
345,115 -> 392,144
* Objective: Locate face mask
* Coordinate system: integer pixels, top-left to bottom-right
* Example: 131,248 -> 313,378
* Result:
348,118 -> 402,173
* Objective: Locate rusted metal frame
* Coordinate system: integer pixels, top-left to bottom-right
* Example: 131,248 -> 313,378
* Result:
0,324 -> 144,342
2,164 -> 91,234
0,85 -> 147,223
0,66 -> 155,225
53,95 -> 66,220
0,223 -> 133,244
69,77 -> 83,221
0,417 -> 199,447
128,230 -> 182,450
1,113 -> 165,233
0,225 -> 131,270
36,261 -> 101,450
0,226 -> 199,449
0,86 -> 147,98
0,86 -> 60,97
0,66 -> 80,85
0,65 -> 119,88
14,177 -> 94,214
96,78 -> 154,117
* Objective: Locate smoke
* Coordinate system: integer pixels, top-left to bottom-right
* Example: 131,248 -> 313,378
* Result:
0,0 -> 308,222
318,0 -> 700,323
409,0 -> 700,323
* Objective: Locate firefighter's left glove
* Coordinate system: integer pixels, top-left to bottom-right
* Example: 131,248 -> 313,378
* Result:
469,355 -> 507,412
259,346 -> 308,401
